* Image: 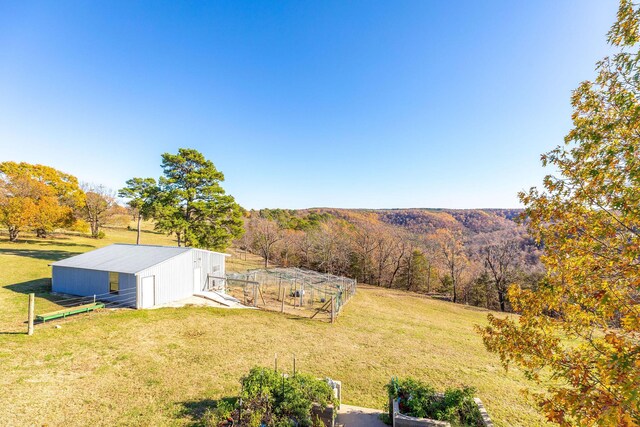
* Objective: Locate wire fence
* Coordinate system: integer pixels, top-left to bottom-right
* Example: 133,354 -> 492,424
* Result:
45,288 -> 138,307
9,267 -> 356,333
35,289 -> 137,324
223,268 -> 357,322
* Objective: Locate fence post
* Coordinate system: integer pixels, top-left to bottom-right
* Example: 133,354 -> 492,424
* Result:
281,288 -> 285,313
27,293 -> 35,335
300,284 -> 304,307
330,296 -> 335,324
254,283 -> 258,307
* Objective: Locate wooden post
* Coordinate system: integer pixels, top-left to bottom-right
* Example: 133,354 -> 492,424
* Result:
300,284 -> 304,307
281,288 -> 285,313
254,283 -> 258,307
293,354 -> 296,377
330,296 -> 335,324
277,278 -> 282,302
27,293 -> 35,335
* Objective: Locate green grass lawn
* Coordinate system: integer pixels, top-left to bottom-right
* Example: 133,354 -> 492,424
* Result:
0,227 -> 550,426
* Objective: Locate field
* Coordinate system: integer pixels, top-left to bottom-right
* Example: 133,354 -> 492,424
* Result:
0,227 -> 550,426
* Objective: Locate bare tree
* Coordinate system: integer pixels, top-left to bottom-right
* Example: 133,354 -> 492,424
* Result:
247,217 -> 283,268
296,231 -> 315,269
373,229 -> 403,286
387,238 -> 408,287
278,229 -> 303,267
481,238 -> 520,311
435,229 -> 468,303
309,220 -> 351,275
351,220 -> 380,283
81,183 -> 117,238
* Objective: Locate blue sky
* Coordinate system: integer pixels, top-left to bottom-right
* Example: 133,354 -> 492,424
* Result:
0,1 -> 617,209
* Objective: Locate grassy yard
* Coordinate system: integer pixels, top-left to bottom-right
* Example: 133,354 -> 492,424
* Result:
0,227 -> 549,426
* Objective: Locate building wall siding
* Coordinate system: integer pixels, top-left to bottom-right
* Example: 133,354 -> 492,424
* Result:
136,252 -> 194,305
192,249 -> 226,291
51,266 -> 137,307
52,249 -> 227,308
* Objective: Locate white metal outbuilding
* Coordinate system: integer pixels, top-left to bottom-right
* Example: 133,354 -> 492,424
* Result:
50,244 -> 228,308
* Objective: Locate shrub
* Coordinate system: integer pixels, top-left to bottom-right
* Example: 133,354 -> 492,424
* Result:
386,377 -> 483,427
209,366 -> 337,427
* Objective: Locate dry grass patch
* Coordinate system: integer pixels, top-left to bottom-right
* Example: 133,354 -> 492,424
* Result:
0,231 -> 549,426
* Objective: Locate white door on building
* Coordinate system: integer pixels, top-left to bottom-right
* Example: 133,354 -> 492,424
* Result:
140,276 -> 155,308
193,268 -> 201,293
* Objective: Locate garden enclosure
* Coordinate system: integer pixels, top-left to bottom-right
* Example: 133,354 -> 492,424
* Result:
219,268 -> 357,322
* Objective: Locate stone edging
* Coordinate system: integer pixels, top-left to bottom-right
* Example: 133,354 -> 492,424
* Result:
391,397 -> 494,427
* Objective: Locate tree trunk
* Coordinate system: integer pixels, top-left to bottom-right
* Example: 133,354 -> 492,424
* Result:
90,220 -> 99,238
486,280 -> 492,309
8,226 -> 18,242
452,279 -> 458,303
136,214 -> 142,245
498,290 -> 506,312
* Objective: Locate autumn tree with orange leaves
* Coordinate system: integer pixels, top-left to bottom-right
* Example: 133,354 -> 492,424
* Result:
0,162 -> 85,241
478,1 -> 640,425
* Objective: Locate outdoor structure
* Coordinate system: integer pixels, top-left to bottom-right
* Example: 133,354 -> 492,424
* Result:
50,244 -> 228,309
225,267 -> 357,322
391,397 -> 494,427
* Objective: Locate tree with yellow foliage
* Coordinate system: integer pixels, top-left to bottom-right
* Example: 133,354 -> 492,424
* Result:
0,162 -> 85,240
478,2 -> 640,425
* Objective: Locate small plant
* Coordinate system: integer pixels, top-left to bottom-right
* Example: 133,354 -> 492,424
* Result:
386,377 -> 483,427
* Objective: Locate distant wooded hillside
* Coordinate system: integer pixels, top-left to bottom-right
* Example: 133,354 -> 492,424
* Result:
302,208 -> 523,235
238,207 -> 541,312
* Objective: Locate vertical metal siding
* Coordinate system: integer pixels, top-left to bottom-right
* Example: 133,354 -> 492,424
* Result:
136,251 -> 194,305
51,266 -> 137,307
52,249 -> 227,309
191,249 -> 226,291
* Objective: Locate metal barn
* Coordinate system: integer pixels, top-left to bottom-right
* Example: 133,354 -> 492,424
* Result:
51,244 -> 228,308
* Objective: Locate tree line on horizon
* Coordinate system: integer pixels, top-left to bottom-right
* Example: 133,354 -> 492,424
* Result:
0,151 -> 541,313
0,148 -> 245,251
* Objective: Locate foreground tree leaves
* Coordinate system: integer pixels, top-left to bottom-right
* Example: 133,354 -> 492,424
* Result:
478,1 -> 640,425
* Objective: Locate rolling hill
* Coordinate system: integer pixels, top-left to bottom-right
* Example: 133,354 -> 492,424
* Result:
0,226 -> 549,426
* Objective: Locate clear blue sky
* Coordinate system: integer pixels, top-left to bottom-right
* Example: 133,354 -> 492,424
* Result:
0,1 -> 617,209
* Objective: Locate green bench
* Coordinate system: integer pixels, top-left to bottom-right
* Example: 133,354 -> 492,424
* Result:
36,302 -> 105,323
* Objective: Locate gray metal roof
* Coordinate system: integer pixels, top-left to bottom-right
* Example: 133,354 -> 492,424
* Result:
51,244 -> 193,274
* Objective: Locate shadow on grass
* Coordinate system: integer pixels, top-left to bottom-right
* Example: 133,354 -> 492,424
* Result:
6,278 -> 52,295
3,278 -> 108,332
0,247 -> 85,262
461,305 -> 492,313
5,278 -> 94,307
178,397 -> 237,426
0,236 -> 96,246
